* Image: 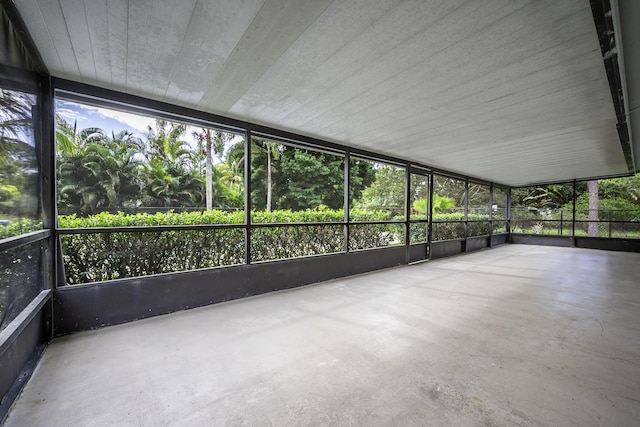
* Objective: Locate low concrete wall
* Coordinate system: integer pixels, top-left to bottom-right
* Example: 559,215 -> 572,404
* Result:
466,235 -> 490,252
53,246 -> 407,335
0,292 -> 50,423
575,236 -> 640,253
431,239 -> 464,259
510,234 -> 573,247
409,243 -> 428,262
491,233 -> 509,246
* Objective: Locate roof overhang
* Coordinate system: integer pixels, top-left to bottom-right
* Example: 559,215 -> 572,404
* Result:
12,0 -> 638,186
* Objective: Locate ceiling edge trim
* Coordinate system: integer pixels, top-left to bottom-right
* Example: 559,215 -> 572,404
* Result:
590,0 -> 635,173
1,0 -> 48,75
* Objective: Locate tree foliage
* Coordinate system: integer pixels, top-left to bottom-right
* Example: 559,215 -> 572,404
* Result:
250,143 -> 375,211
0,89 -> 39,221
355,166 -> 404,214
58,209 -> 402,284
55,118 -> 246,215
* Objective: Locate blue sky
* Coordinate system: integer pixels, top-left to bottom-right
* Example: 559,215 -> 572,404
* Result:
56,100 -> 155,139
55,100 -> 244,160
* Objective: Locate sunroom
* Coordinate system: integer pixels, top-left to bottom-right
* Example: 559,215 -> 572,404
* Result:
1,0 -> 639,425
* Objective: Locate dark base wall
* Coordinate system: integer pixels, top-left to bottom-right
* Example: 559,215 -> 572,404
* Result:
0,292 -> 50,424
53,246 -> 407,336
467,235 -> 490,252
430,233 -> 508,259
575,236 -> 640,252
409,243 -> 428,263
491,233 -> 509,246
510,234 -> 573,247
431,239 -> 464,259
510,234 -> 640,253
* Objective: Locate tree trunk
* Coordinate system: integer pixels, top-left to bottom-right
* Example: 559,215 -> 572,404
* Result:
587,180 -> 598,237
205,130 -> 212,211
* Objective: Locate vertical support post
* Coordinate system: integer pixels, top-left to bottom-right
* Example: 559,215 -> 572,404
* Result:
572,180 -> 577,242
404,164 -> 411,263
343,152 -> 350,253
609,211 -> 612,238
560,210 -> 563,236
489,183 -> 494,247
427,172 -> 434,259
506,187 -> 512,240
463,177 -> 469,252
41,75 -> 56,338
244,128 -> 252,265
40,75 -> 58,290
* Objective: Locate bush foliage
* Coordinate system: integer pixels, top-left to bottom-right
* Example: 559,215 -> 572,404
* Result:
432,213 -> 491,240
0,219 -> 42,240
56,209 -> 494,285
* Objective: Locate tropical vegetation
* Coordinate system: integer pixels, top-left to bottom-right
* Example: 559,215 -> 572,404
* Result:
3,95 -> 640,287
511,179 -> 640,237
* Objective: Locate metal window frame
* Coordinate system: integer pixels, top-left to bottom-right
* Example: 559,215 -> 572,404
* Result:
48,78 -> 521,287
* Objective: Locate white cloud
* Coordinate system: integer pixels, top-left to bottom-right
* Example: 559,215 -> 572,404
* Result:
56,105 -> 87,121
56,100 -> 155,137
95,107 -> 154,134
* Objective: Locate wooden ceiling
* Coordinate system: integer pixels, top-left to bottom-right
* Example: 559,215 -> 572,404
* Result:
15,0 -> 636,185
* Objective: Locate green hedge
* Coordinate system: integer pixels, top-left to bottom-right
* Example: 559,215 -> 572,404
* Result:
57,209 -> 403,285
0,219 -> 42,240
48,210 -> 493,285
57,208 -> 398,228
432,213 -> 490,240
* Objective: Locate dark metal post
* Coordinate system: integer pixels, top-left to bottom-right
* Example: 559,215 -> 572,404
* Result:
40,75 -> 56,339
489,183 -> 494,247
572,180 -> 576,241
560,210 -> 563,236
404,164 -> 411,263
344,152 -> 350,253
244,128 -> 252,264
463,177 -> 469,252
40,75 -> 58,290
506,187 -> 512,240
427,172 -> 434,259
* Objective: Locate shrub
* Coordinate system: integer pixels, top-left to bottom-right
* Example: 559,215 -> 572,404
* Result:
53,209 -> 500,284
0,219 -> 42,240
431,213 -> 490,240
58,209 -> 402,285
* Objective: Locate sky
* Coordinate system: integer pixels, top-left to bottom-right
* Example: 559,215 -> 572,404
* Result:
55,100 -> 244,159
56,100 -> 156,139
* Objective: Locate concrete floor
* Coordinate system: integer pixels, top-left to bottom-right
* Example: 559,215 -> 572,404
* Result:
5,245 -> 640,426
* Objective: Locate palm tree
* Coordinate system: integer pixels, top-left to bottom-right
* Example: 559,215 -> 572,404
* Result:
141,119 -> 204,211
192,129 -> 232,211
56,118 -> 145,215
145,119 -> 191,166
55,116 -> 105,156
56,118 -> 108,215
252,140 -> 281,211
0,88 -> 34,157
1,89 -> 38,218
144,159 -> 203,209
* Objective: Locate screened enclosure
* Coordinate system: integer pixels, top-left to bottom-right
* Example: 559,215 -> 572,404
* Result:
1,0 -> 639,422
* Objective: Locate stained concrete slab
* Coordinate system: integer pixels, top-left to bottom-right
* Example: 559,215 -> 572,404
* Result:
5,245 -> 640,426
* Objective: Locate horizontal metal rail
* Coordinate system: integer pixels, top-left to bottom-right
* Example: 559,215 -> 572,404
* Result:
56,224 -> 245,234
56,220 -> 413,235
0,230 -> 51,252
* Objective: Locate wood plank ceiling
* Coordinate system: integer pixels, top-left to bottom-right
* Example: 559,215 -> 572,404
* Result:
14,0 -> 634,186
